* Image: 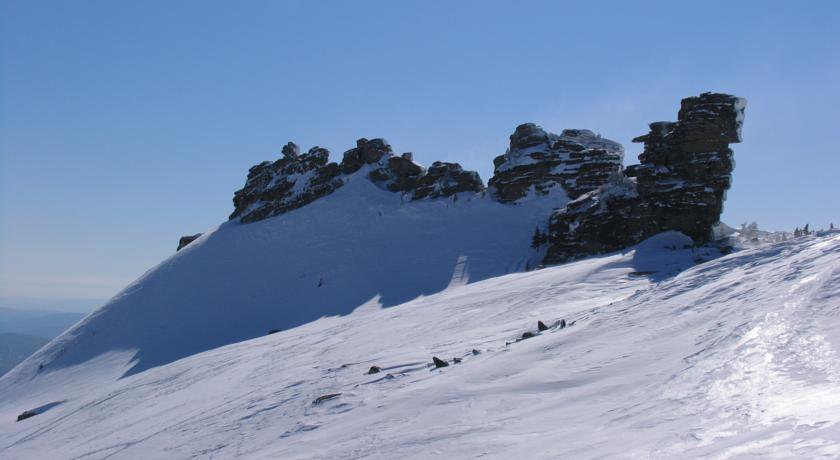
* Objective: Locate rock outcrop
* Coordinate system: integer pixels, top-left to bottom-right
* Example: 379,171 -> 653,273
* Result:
228,93 -> 745,267
230,142 -> 343,223
176,233 -> 202,251
488,125 -> 623,202
230,139 -> 484,223
544,93 -> 746,264
411,161 -> 484,200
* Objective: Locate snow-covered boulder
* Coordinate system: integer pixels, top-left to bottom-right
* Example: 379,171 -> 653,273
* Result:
488,124 -> 624,202
545,92 -> 746,264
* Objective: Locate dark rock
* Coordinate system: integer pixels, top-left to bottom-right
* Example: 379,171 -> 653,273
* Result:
432,356 -> 449,368
176,233 -> 202,251
521,331 -> 536,340
559,319 -> 566,329
340,138 -> 393,175
266,329 -> 281,335
16,410 -> 37,422
230,145 -> 344,223
537,320 -> 548,332
369,153 -> 426,193
411,162 -> 484,200
489,124 -> 623,202
452,357 -> 462,364
471,349 -> 481,355
544,93 -> 746,264
367,366 -> 381,374
313,393 -> 342,404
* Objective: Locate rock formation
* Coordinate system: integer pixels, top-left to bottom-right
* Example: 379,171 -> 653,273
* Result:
230,139 -> 483,222
488,124 -> 623,202
230,142 -> 343,223
227,92 -> 745,266
544,92 -> 746,264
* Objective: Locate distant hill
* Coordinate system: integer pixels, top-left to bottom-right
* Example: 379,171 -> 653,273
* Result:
0,307 -> 85,338
0,333 -> 48,376
0,308 -> 85,376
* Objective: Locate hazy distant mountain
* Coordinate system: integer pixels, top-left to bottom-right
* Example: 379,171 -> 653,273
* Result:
0,333 -> 49,376
0,308 -> 85,376
0,307 -> 85,338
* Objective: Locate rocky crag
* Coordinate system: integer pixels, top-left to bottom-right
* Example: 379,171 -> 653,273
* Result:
225,92 -> 745,264
488,125 -> 624,202
543,92 -> 746,263
230,139 -> 484,223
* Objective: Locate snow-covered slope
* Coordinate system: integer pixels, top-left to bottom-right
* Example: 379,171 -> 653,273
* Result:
2,174 -> 560,384
1,230 -> 838,458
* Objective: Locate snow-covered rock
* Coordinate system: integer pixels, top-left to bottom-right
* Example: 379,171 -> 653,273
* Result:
231,138 -> 486,222
230,142 -> 343,223
488,124 -> 624,202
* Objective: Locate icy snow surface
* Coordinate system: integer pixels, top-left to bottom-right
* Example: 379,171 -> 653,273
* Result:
1,181 -> 839,458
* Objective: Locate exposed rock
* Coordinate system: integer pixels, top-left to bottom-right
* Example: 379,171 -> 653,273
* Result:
432,356 -> 449,368
410,162 -> 484,200
230,144 -> 343,223
16,410 -> 37,422
340,138 -> 393,175
312,393 -> 342,404
367,366 -> 381,375
521,331 -> 536,340
471,349 -> 481,355
488,124 -> 623,203
537,320 -> 548,332
452,357 -> 462,364
176,233 -> 202,251
230,138 -> 485,223
544,93 -> 746,264
559,319 -> 567,329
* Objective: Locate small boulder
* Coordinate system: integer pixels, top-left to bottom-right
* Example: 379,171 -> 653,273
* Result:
471,349 -> 481,355
367,366 -> 381,375
453,357 -> 462,364
521,331 -> 536,340
16,410 -> 37,422
176,233 -> 202,251
537,321 -> 548,332
432,356 -> 449,368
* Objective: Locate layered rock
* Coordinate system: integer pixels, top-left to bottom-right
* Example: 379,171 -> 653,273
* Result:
544,93 -> 746,264
488,124 -> 623,202
411,161 -> 484,200
230,139 -> 484,223
230,142 -> 343,223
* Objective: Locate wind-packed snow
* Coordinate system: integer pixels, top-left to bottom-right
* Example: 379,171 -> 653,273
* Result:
1,223 -> 839,458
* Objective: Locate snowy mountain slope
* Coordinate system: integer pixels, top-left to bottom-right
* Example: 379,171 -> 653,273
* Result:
2,172 -> 560,384
1,233 -> 838,459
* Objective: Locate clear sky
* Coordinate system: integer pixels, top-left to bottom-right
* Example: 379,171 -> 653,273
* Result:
1,1 -> 838,312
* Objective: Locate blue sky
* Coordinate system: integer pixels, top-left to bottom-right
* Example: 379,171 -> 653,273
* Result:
1,1 -> 838,311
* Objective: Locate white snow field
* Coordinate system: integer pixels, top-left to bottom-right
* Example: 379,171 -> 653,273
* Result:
1,177 -> 839,458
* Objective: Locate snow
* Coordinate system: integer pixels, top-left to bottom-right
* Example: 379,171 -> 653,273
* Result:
1,185 -> 839,458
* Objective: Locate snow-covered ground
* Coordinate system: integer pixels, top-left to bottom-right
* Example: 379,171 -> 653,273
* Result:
1,179 -> 839,458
